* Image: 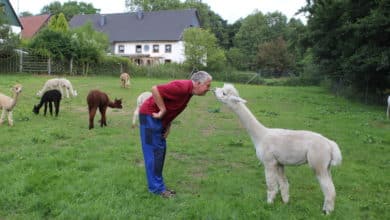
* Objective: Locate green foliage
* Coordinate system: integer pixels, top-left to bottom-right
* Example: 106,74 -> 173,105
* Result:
125,0 -> 182,12
28,28 -> 73,59
256,37 -> 294,76
41,1 -> 100,21
47,13 -> 69,33
303,0 -> 390,103
183,27 -> 226,72
233,11 -> 289,70
0,13 -> 20,57
0,75 -> 389,219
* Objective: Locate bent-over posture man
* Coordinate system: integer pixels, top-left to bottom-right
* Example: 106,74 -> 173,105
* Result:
139,71 -> 212,198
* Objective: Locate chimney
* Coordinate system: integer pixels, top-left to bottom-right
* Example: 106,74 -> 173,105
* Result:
100,15 -> 106,26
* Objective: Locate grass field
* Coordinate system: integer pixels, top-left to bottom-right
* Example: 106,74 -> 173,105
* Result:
0,73 -> 389,219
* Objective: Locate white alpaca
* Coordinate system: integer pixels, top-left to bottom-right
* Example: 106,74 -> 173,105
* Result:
120,73 -> 131,88
132,91 -> 152,128
387,95 -> 390,119
37,78 -> 77,98
0,84 -> 23,126
213,83 -> 342,214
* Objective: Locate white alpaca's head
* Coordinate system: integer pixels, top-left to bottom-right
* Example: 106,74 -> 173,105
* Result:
213,83 -> 247,107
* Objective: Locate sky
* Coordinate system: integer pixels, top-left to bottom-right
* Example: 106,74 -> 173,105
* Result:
9,0 -> 307,24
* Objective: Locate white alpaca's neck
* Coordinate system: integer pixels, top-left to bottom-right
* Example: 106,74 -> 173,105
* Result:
230,102 -> 268,143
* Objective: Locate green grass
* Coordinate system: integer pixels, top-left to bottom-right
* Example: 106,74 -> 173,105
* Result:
0,73 -> 389,219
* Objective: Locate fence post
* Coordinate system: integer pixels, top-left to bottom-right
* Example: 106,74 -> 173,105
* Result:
48,57 -> 51,75
19,52 -> 23,72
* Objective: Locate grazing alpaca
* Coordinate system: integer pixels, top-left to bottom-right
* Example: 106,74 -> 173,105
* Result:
120,73 -> 131,88
0,84 -> 23,126
213,84 -> 342,214
132,91 -> 152,128
387,95 -> 390,119
37,78 -> 77,98
87,90 -> 123,129
33,90 -> 62,116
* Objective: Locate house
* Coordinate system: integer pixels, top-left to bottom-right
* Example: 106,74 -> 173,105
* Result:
0,0 -> 23,31
19,14 -> 51,39
69,9 -> 201,65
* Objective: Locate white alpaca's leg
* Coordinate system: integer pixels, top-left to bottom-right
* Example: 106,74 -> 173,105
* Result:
0,108 -> 5,124
264,164 -> 279,203
315,169 -> 336,214
132,106 -> 140,128
276,165 -> 289,203
65,88 -> 70,98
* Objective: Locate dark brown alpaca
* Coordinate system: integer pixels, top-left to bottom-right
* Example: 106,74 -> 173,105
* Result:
87,90 -> 122,129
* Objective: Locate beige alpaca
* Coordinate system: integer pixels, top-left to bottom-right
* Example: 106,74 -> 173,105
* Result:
0,84 -> 23,126
120,73 -> 130,88
213,83 -> 342,214
132,91 -> 152,128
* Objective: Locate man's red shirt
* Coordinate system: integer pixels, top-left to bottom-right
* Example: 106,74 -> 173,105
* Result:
139,80 -> 193,128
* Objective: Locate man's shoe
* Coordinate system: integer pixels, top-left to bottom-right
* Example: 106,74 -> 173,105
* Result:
160,190 -> 174,198
166,189 -> 176,194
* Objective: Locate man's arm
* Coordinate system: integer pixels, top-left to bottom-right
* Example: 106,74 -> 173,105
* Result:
151,85 -> 166,119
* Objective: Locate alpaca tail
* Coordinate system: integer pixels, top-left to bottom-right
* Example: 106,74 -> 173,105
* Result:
329,140 -> 342,166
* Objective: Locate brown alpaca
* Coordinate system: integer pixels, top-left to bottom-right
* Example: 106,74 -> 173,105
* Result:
120,73 -> 130,88
87,90 -> 122,129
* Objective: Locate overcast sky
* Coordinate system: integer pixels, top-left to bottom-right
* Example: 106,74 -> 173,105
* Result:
9,0 -> 307,23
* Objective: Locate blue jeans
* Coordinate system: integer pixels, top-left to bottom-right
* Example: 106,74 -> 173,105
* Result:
139,114 -> 167,194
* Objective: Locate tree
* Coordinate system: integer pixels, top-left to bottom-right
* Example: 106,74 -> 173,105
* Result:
256,37 -> 294,77
183,27 -> 226,71
0,13 -> 20,57
19,11 -> 33,17
303,0 -> 390,103
41,1 -> 99,21
70,22 -> 109,75
48,13 -> 69,33
125,0 -> 182,11
233,11 -> 288,70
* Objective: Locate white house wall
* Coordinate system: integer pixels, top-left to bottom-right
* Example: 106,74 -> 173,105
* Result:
114,41 -> 185,63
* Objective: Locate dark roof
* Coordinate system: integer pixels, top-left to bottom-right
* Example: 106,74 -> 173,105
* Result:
69,9 -> 200,43
20,14 -> 51,39
1,0 -> 23,28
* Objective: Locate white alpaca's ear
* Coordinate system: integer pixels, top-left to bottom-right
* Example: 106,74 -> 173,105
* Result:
230,95 -> 247,103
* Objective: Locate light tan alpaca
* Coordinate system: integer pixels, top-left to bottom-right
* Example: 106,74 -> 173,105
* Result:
0,84 -> 23,126
120,73 -> 131,88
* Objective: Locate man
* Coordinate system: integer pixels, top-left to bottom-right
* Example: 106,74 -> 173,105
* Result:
139,71 -> 212,198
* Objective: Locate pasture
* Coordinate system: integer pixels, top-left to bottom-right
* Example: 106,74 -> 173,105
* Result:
0,74 -> 389,219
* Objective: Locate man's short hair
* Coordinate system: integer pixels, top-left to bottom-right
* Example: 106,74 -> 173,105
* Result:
191,71 -> 212,83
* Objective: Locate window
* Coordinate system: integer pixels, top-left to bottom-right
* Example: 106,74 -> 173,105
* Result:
144,45 -> 150,52
153,44 -> 159,53
165,44 -> 172,53
136,45 -> 142,53
118,45 -> 125,53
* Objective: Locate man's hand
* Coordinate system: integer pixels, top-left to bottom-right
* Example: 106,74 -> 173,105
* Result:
152,109 -> 166,119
